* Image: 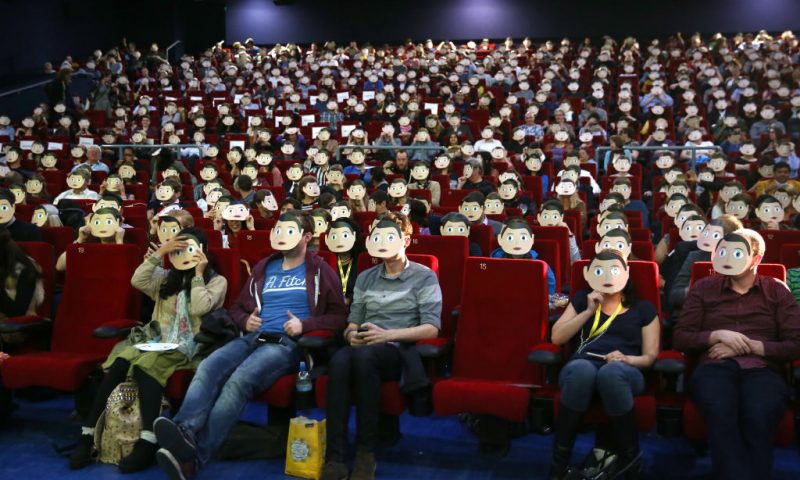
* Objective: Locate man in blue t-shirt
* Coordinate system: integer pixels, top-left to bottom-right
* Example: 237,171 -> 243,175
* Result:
154,213 -> 347,478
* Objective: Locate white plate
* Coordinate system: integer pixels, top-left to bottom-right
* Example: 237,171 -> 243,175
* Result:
134,343 -> 180,352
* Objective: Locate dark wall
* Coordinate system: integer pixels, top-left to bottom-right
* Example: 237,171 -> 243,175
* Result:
0,0 -> 225,81
226,0 -> 800,46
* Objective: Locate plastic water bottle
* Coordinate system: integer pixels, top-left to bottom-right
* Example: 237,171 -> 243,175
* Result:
296,361 -> 312,393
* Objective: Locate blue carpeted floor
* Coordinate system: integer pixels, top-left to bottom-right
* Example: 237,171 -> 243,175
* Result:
1,394 -> 799,479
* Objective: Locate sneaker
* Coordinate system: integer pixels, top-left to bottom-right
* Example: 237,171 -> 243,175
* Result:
68,434 -> 95,470
156,448 -> 197,480
118,438 -> 158,473
319,460 -> 349,480
349,450 -> 376,480
154,417 -> 197,462
580,448 -> 618,480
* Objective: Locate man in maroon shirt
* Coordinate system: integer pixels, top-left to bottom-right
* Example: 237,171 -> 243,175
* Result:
674,229 -> 800,480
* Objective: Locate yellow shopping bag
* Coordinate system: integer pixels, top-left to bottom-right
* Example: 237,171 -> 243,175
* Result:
285,416 -> 326,480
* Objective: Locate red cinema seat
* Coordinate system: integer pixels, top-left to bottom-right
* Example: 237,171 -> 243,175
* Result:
689,261 -> 786,287
758,230 -> 800,264
534,239 -> 561,293
41,226 -> 76,258
1,244 -> 141,392
680,263 -> 794,446
433,258 -> 549,448
469,223 -> 493,256
236,230 -> 271,271
779,243 -> 800,269
208,247 -> 242,308
530,225 -> 571,286
407,235 -> 468,339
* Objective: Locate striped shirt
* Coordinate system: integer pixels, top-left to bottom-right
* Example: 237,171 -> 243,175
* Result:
349,260 -> 442,331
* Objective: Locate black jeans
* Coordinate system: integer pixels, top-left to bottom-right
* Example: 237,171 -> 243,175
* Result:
690,360 -> 789,480
85,358 -> 163,433
325,344 -> 402,462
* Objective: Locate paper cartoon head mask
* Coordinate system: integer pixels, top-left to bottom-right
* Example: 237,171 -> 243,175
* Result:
755,195 -> 783,225
698,224 -> 725,253
441,213 -> 471,237
311,210 -> 330,238
222,203 -> 249,222
330,203 -> 351,221
157,216 -> 183,244
679,215 -> 707,242
347,182 -> 366,200
498,220 -> 534,256
366,219 -> 405,258
596,230 -> 632,260
325,220 -> 358,253
459,199 -> 484,222
584,250 -> 630,294
388,180 -> 408,198
713,232 -> 757,276
168,234 -> 204,271
537,202 -> 564,227
89,208 -> 121,239
270,214 -> 306,251
0,197 -> 14,223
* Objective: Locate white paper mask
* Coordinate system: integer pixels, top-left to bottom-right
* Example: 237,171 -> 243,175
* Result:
325,225 -> 356,252
270,217 -> 304,250
584,255 -> 630,294
713,234 -> 753,276
169,237 -> 203,270
367,223 -> 404,258
498,222 -> 534,256
89,210 -> 120,239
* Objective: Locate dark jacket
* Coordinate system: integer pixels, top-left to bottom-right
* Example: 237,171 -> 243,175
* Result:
229,250 -> 347,333
3,218 -> 42,242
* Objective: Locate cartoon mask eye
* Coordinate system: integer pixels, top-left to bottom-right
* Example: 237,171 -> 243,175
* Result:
610,266 -> 621,276
718,248 -> 727,257
593,267 -> 603,276
733,248 -> 745,259
286,227 -> 296,236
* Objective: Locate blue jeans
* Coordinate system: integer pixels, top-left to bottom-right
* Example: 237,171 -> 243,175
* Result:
690,360 -> 788,480
173,332 -> 300,465
558,359 -> 644,416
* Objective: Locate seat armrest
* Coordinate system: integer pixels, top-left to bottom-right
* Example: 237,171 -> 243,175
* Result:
653,350 -> 685,374
416,338 -> 452,358
0,315 -> 51,334
528,343 -> 562,365
298,330 -> 336,349
93,320 -> 139,339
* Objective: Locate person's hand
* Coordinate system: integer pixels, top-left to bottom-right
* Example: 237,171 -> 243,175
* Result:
711,329 -> 752,355
114,226 -> 125,244
457,176 -> 468,186
245,307 -> 261,333
245,214 -> 255,231
144,241 -> 158,260
155,235 -> 188,258
708,342 -> 738,359
212,214 -> 224,231
283,310 -> 303,336
77,225 -> 91,243
586,290 -> 603,312
348,328 -> 367,347
359,322 -> 395,345
604,350 -> 629,363
99,180 -> 107,194
194,250 -> 208,276
767,221 -> 781,230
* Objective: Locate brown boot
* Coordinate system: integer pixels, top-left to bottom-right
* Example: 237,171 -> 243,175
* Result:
320,460 -> 349,480
349,450 -> 376,480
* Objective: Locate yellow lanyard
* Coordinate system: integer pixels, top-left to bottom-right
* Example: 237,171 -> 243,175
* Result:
337,257 -> 352,295
587,302 -> 624,341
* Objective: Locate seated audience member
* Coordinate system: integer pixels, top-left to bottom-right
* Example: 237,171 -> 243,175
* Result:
668,214 -> 743,312
368,190 -> 390,215
322,212 -> 441,480
753,194 -> 790,230
325,217 -> 364,304
407,160 -> 442,207
490,218 -> 557,294
610,177 -> 650,228
549,250 -> 659,479
0,188 -> 42,241
749,162 -> 800,197
30,203 -> 63,227
53,168 -> 101,204
252,189 -> 279,219
280,197 -> 302,213
537,200 -> 581,264
154,213 -> 346,478
71,144 -> 110,173
674,229 -> 800,480
439,212 -> 483,256
458,191 -> 504,235
70,228 -> 227,472
456,159 -> 495,196
56,207 -> 127,272
0,228 -> 44,321
595,229 -> 636,261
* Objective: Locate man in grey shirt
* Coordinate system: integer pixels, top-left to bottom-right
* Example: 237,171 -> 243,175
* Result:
322,212 -> 442,480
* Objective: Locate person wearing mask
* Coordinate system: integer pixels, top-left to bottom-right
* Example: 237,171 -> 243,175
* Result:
321,212 -> 441,480
674,229 -> 800,480
153,213 -> 346,479
70,229 -> 227,472
0,189 -> 42,242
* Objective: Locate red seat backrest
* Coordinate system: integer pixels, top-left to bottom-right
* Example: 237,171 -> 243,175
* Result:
236,230 -> 271,270
54,244 -> 141,355
452,258 -> 548,384
779,243 -> 800,269
440,189 -> 471,207
533,239 -> 561,292
690,261 -> 786,287
571,260 -> 661,313
18,242 -> 55,317
407,235 -> 468,339
469,223 -> 493,256
758,230 -> 800,264
208,247 -> 242,308
530,225 -> 571,285
41,226 -> 76,258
